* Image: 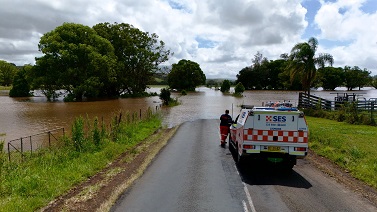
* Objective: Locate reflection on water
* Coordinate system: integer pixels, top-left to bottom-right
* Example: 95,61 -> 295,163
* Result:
1,87 -> 377,145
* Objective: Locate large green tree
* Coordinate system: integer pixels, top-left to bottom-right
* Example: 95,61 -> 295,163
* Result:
9,65 -> 32,97
317,67 -> 344,90
0,60 -> 18,86
343,66 -> 371,91
236,52 -> 269,90
93,22 -> 171,96
33,23 -> 117,101
287,37 -> 333,95
167,59 -> 206,91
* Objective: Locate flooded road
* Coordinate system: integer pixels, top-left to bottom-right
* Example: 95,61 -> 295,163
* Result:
1,86 -> 376,146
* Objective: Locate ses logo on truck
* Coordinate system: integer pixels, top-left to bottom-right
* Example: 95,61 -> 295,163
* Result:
265,115 -> 286,122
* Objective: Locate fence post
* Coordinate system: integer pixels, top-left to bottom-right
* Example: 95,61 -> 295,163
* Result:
8,142 -> 11,162
371,102 -> 374,123
140,109 -> 142,120
48,131 -> 51,147
30,135 -> 32,155
298,92 -> 302,108
21,137 -> 23,161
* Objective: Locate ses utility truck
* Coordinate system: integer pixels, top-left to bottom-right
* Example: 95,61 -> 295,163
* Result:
229,104 -> 309,169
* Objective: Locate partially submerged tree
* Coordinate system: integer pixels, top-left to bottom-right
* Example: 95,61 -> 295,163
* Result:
93,22 -> 171,96
167,59 -> 206,91
34,23 -> 117,101
234,82 -> 245,94
220,79 -> 231,93
343,66 -> 371,91
33,22 -> 171,101
9,65 -> 32,97
317,67 -> 344,90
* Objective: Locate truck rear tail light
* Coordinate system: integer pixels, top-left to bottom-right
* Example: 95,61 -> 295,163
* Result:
244,145 -> 254,149
295,147 -> 307,151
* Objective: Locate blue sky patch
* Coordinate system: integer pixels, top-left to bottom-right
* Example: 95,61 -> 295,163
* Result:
301,0 -> 321,39
360,0 -> 377,14
167,0 -> 191,13
318,38 -> 353,48
196,36 -> 217,48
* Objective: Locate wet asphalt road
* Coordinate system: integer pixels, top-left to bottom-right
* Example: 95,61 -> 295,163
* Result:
111,119 -> 376,212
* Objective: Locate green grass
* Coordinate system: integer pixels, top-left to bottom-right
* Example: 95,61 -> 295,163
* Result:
0,86 -> 11,90
0,113 -> 162,211
307,116 -> 377,188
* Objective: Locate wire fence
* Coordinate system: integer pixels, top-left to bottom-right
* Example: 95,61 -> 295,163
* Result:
4,106 -> 162,163
7,128 -> 65,163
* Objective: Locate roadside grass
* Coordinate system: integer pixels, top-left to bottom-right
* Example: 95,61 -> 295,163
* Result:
0,111 -> 162,211
307,116 -> 377,189
0,86 -> 11,90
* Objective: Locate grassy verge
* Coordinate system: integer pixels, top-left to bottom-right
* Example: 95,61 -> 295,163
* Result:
307,116 -> 377,188
0,86 -> 11,90
0,111 -> 162,211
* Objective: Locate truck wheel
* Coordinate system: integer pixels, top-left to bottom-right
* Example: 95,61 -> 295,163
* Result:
237,153 -> 244,166
236,145 -> 244,165
228,139 -> 235,152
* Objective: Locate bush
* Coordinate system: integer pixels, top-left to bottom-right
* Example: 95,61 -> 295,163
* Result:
234,82 -> 245,94
220,80 -> 231,93
9,70 -> 31,97
159,88 -> 171,105
304,101 -> 376,126
72,117 -> 85,152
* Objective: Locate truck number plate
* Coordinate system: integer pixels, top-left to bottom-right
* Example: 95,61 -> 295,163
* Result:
268,146 -> 281,151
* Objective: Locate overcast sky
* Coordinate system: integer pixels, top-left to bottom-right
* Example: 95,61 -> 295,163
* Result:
0,0 -> 376,79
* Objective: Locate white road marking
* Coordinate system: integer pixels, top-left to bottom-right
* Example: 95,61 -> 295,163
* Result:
235,166 -> 257,212
243,182 -> 257,212
242,200 -> 249,212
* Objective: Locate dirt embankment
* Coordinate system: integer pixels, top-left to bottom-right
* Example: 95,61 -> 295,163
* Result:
41,127 -> 377,211
41,127 -> 179,212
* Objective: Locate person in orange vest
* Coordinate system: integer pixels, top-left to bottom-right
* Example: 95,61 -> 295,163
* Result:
219,109 -> 233,147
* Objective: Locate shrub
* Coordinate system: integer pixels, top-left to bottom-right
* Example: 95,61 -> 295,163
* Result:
92,117 -> 101,147
9,69 -> 31,97
220,80 -> 231,93
159,88 -> 171,105
234,82 -> 245,94
72,117 -> 85,152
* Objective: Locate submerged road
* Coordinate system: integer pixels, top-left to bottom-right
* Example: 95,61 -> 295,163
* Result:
111,119 -> 376,212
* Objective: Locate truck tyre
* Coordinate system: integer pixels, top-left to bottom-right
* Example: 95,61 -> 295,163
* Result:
236,145 -> 244,166
228,138 -> 235,153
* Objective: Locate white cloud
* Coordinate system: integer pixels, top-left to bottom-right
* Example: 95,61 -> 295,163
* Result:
0,0 -> 375,78
315,0 -> 377,74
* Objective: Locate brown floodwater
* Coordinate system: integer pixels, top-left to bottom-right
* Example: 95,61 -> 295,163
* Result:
1,86 -> 376,149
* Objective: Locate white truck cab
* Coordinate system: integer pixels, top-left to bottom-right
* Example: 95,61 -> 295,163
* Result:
229,104 -> 309,169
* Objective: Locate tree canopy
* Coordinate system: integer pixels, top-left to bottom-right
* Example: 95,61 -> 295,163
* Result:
93,22 -> 171,96
343,66 -> 371,91
316,67 -> 344,90
0,60 -> 18,86
9,65 -> 32,97
220,79 -> 231,92
167,59 -> 206,91
33,23 -> 117,101
31,22 -> 171,101
287,37 -> 333,95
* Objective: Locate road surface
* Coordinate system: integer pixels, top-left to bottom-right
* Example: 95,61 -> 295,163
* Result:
111,119 -> 376,212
